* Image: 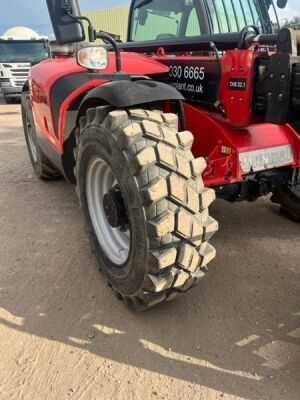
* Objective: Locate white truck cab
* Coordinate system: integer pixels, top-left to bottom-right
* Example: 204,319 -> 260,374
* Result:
0,27 -> 49,103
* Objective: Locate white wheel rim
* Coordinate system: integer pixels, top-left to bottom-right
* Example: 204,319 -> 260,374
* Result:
86,156 -> 130,265
26,115 -> 37,163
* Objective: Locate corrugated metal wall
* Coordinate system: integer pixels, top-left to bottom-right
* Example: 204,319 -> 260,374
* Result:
84,5 -> 201,42
84,6 -> 130,42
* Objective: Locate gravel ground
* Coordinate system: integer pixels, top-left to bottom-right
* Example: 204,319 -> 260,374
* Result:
0,97 -> 299,400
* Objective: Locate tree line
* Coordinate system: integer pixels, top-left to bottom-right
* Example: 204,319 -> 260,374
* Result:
282,16 -> 300,30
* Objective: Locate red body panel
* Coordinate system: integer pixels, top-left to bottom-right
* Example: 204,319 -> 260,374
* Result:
219,50 -> 258,128
184,103 -> 300,186
29,50 -> 300,187
30,53 -> 169,152
153,50 -> 300,186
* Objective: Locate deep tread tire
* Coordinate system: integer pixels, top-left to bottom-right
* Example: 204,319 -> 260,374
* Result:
3,96 -> 14,104
76,107 -> 218,310
21,92 -> 61,180
272,176 -> 300,222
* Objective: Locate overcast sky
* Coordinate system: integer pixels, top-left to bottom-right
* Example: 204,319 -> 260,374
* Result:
0,0 -> 299,36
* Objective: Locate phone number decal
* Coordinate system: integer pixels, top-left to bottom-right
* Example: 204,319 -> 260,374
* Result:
169,65 -> 206,81
169,65 -> 206,94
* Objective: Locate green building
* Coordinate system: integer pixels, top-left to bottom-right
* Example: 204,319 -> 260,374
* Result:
84,6 -> 130,42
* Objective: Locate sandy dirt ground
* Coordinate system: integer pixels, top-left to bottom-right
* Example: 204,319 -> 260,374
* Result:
0,97 -> 299,400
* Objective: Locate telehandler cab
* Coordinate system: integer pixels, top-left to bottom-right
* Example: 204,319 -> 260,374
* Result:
21,0 -> 300,310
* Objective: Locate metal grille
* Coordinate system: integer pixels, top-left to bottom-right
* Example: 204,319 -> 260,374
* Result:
11,69 -> 30,73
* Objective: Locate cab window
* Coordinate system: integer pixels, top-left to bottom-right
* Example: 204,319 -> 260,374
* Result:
130,0 -> 201,41
204,0 -> 264,33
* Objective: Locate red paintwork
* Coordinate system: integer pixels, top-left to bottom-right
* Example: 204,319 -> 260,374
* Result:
152,50 -> 259,128
153,50 -> 300,186
219,49 -> 259,128
29,52 -> 169,152
29,49 -> 300,187
184,103 -> 300,186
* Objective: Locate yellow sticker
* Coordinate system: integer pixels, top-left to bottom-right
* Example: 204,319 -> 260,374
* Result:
221,146 -> 232,155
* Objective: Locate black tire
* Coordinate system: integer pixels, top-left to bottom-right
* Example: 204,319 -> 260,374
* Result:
3,95 -> 14,104
75,107 -> 218,310
21,92 -> 61,180
272,169 -> 300,222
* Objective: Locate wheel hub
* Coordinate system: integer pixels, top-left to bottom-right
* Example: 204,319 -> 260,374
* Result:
103,186 -> 129,228
86,156 -> 130,265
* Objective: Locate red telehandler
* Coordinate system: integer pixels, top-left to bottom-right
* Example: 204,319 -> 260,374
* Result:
21,0 -> 300,310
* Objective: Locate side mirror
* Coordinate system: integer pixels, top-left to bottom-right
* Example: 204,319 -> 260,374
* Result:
277,0 -> 288,9
46,0 -> 85,44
